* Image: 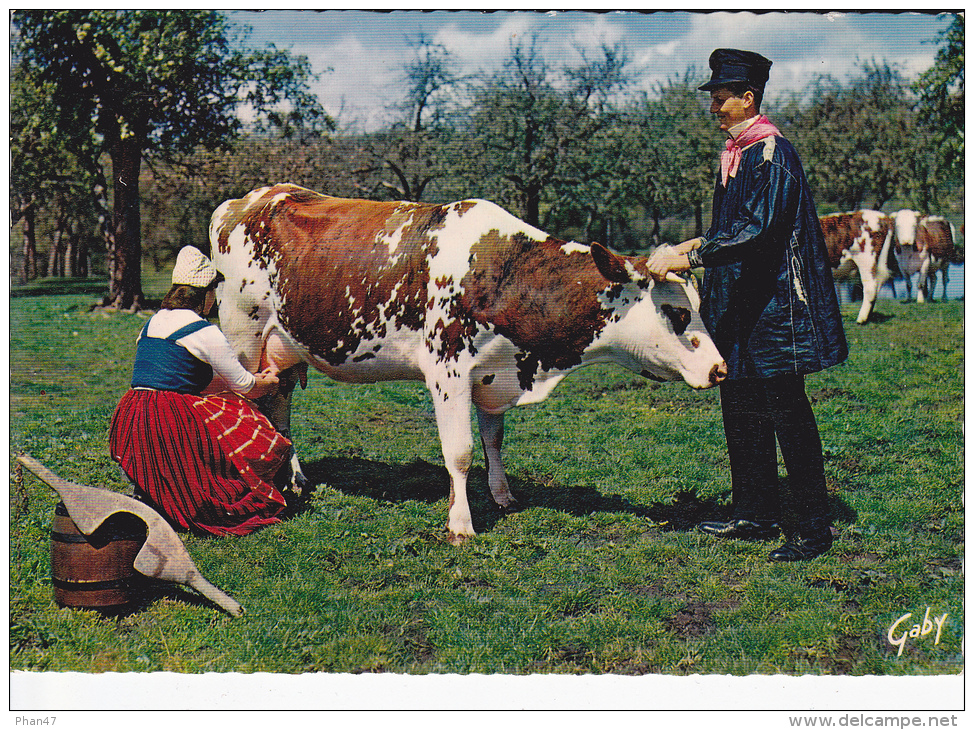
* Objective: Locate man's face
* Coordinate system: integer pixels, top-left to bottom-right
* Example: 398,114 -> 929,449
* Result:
709,88 -> 754,132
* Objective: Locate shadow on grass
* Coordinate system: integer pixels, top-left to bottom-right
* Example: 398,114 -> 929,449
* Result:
70,577 -> 236,619
303,456 -> 858,536
11,278 -> 110,298
643,481 -> 857,535
863,311 -> 896,324
304,456 -> 666,534
301,457 -> 858,537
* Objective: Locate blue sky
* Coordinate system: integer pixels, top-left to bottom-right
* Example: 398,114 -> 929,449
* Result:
226,9 -> 954,132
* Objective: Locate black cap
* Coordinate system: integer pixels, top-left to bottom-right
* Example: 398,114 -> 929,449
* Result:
698,49 -> 772,92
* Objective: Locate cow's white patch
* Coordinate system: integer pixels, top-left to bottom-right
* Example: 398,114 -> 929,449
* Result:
894,209 -> 920,247
380,208 -> 416,257
861,209 -> 885,231
561,242 -> 590,255
241,186 -> 273,213
269,190 -> 292,209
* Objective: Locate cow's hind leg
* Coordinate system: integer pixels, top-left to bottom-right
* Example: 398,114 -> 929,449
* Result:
429,374 -> 476,543
476,406 -> 516,509
256,363 -> 310,498
916,255 -> 931,303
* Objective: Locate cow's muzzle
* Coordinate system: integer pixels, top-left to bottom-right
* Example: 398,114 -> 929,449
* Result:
710,361 -> 728,386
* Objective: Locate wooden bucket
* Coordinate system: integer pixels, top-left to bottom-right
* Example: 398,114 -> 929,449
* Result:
50,502 -> 147,610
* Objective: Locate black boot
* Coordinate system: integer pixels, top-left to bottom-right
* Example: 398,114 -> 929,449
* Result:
769,524 -> 833,561
698,519 -> 780,541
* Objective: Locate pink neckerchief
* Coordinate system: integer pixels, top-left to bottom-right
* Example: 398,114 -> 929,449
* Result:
720,115 -> 781,187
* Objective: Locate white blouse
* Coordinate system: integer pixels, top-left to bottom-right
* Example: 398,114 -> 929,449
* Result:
139,309 -> 257,395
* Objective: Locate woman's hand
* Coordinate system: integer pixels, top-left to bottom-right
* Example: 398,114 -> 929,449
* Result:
247,367 -> 280,399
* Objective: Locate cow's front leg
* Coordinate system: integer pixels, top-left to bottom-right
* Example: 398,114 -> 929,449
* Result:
476,406 -> 516,508
429,376 -> 476,543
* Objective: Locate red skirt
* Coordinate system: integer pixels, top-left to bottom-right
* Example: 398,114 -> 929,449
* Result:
109,389 -> 292,536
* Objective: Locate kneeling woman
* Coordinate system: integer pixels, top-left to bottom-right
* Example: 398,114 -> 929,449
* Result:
110,246 -> 290,536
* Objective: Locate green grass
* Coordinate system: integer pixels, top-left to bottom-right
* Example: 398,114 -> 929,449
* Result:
9,295 -> 963,676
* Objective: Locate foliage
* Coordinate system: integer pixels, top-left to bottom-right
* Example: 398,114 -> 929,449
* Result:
9,294 -> 963,676
10,13 -> 964,280
11,10 -> 328,308
913,14 -> 964,183
778,61 -> 920,211
629,73 -> 724,239
457,37 -> 632,228
9,62 -> 105,283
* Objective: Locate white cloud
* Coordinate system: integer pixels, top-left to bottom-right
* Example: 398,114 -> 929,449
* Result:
237,10 -> 949,131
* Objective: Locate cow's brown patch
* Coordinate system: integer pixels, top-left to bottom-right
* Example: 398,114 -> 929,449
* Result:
459,230 -> 615,385
918,217 -> 956,260
224,185 -> 443,365
819,211 -> 891,268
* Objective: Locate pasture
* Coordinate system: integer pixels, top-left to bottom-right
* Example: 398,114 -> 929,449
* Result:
9,285 -> 963,679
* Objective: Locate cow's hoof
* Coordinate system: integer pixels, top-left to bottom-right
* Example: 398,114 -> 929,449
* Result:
447,531 -> 474,546
496,497 -> 518,512
491,492 -> 516,509
289,472 -> 309,496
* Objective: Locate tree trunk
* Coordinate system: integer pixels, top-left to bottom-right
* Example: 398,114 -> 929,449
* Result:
49,218 -> 67,278
67,220 -> 80,277
21,200 -> 37,284
108,136 -> 145,310
694,203 -> 703,238
524,183 -> 541,228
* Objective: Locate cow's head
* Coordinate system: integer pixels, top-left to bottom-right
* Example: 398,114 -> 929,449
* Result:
893,209 -> 920,251
590,243 -> 726,389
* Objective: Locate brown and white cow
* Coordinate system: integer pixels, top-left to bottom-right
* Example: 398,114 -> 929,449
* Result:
209,184 -> 727,542
819,209 -> 893,324
891,210 -> 958,303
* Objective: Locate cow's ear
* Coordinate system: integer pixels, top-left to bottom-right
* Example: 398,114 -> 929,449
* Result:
591,242 -> 631,284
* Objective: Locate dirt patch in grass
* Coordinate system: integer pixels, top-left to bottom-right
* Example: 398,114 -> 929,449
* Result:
809,387 -> 855,404
398,621 -> 436,664
797,635 -> 863,675
664,597 -> 741,637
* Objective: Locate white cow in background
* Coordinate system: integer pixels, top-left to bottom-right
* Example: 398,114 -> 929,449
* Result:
891,210 -> 959,303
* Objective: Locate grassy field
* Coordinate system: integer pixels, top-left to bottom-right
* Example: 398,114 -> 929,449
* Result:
9,287 -> 963,678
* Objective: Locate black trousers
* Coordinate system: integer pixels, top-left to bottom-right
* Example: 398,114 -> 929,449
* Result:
719,374 -> 831,534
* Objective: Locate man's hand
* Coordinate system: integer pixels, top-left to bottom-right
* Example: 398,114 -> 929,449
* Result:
648,238 -> 704,282
647,245 -> 691,282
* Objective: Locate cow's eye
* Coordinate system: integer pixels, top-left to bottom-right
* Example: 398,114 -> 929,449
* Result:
660,304 -> 691,336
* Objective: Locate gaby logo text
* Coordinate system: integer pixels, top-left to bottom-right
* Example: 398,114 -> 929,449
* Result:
886,607 -> 947,657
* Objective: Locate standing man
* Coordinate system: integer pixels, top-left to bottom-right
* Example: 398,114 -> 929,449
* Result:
647,49 -> 848,561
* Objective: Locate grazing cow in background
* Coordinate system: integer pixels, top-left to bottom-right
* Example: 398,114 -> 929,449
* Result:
819,210 -> 893,324
210,184 -> 727,542
892,210 -> 960,303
